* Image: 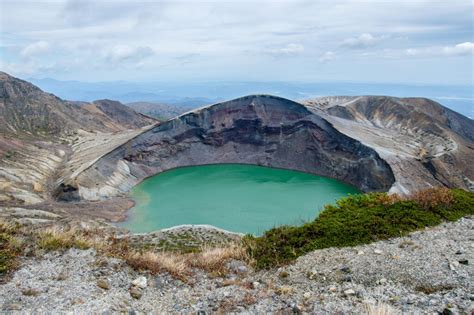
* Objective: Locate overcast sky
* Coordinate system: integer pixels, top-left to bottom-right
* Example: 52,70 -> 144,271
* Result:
0,0 -> 473,84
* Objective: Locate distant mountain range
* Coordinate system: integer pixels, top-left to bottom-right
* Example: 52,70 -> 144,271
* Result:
29,77 -> 473,119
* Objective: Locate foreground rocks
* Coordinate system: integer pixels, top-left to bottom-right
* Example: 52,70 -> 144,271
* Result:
1,217 -> 472,314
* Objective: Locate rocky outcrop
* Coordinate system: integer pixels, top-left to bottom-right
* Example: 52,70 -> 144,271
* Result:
60,95 -> 395,201
303,96 -> 474,194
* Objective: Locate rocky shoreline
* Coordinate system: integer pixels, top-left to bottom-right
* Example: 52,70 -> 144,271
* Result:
1,216 -> 472,314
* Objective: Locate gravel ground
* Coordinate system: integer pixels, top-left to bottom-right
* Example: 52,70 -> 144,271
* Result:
1,217 -> 473,314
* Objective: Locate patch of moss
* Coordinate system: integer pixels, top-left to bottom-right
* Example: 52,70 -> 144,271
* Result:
247,189 -> 474,269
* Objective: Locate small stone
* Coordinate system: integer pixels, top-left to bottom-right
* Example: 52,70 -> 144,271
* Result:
329,286 -> 337,292
307,271 -> 317,280
6,304 -> 22,310
292,303 -> 302,314
441,308 -> 454,315
449,263 -> 456,271
340,266 -> 351,273
357,250 -> 364,255
56,271 -> 68,281
252,281 -> 260,288
378,278 -> 387,284
458,259 -> 468,265
374,249 -> 383,255
344,289 -> 355,296
129,287 -> 142,300
237,265 -> 248,273
455,250 -> 463,255
97,279 -> 110,290
132,276 -> 147,289
303,292 -> 311,299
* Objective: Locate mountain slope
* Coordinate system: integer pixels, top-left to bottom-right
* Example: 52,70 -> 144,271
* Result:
0,72 -> 156,204
303,96 -> 474,193
0,72 -> 156,137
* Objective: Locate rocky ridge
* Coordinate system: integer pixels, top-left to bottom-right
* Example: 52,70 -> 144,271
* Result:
303,96 -> 474,194
60,95 -> 395,201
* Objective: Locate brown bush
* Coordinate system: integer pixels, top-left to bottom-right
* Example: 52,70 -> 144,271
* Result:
375,193 -> 402,207
409,187 -> 453,209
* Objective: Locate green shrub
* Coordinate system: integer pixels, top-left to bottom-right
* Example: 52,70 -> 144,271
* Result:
247,189 -> 474,269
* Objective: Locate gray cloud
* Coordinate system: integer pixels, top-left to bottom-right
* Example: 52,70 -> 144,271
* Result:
102,45 -> 154,63
319,51 -> 335,62
341,33 -> 383,49
264,44 -> 305,57
20,41 -> 50,58
405,42 -> 474,57
0,0 -> 472,84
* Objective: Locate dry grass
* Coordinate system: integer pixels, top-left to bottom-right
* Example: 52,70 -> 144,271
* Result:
364,302 -> 397,315
190,244 -> 251,275
0,219 -> 23,276
373,187 -> 454,209
37,226 -> 96,251
275,285 -> 294,296
410,187 -> 453,209
375,193 -> 402,206
3,221 -> 252,280
125,251 -> 189,280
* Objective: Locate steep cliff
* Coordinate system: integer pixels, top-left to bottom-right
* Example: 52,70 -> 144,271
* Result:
57,95 -> 395,201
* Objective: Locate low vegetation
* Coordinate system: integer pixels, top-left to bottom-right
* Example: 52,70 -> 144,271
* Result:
0,220 -> 23,277
1,188 -> 472,280
246,188 -> 474,269
0,221 -> 250,281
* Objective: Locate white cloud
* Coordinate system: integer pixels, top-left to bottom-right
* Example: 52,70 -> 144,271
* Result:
442,42 -> 474,56
264,43 -> 304,56
102,45 -> 154,63
0,0 -> 472,83
406,42 -> 474,57
20,41 -> 50,58
319,51 -> 335,62
341,33 -> 381,49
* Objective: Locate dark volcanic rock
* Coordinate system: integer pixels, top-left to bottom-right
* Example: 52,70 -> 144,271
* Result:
65,95 -> 395,200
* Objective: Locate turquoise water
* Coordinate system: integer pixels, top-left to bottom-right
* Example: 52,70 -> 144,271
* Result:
118,164 -> 359,235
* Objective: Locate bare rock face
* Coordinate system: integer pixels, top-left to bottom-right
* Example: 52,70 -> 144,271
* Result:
303,96 -> 474,194
60,95 -> 395,201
